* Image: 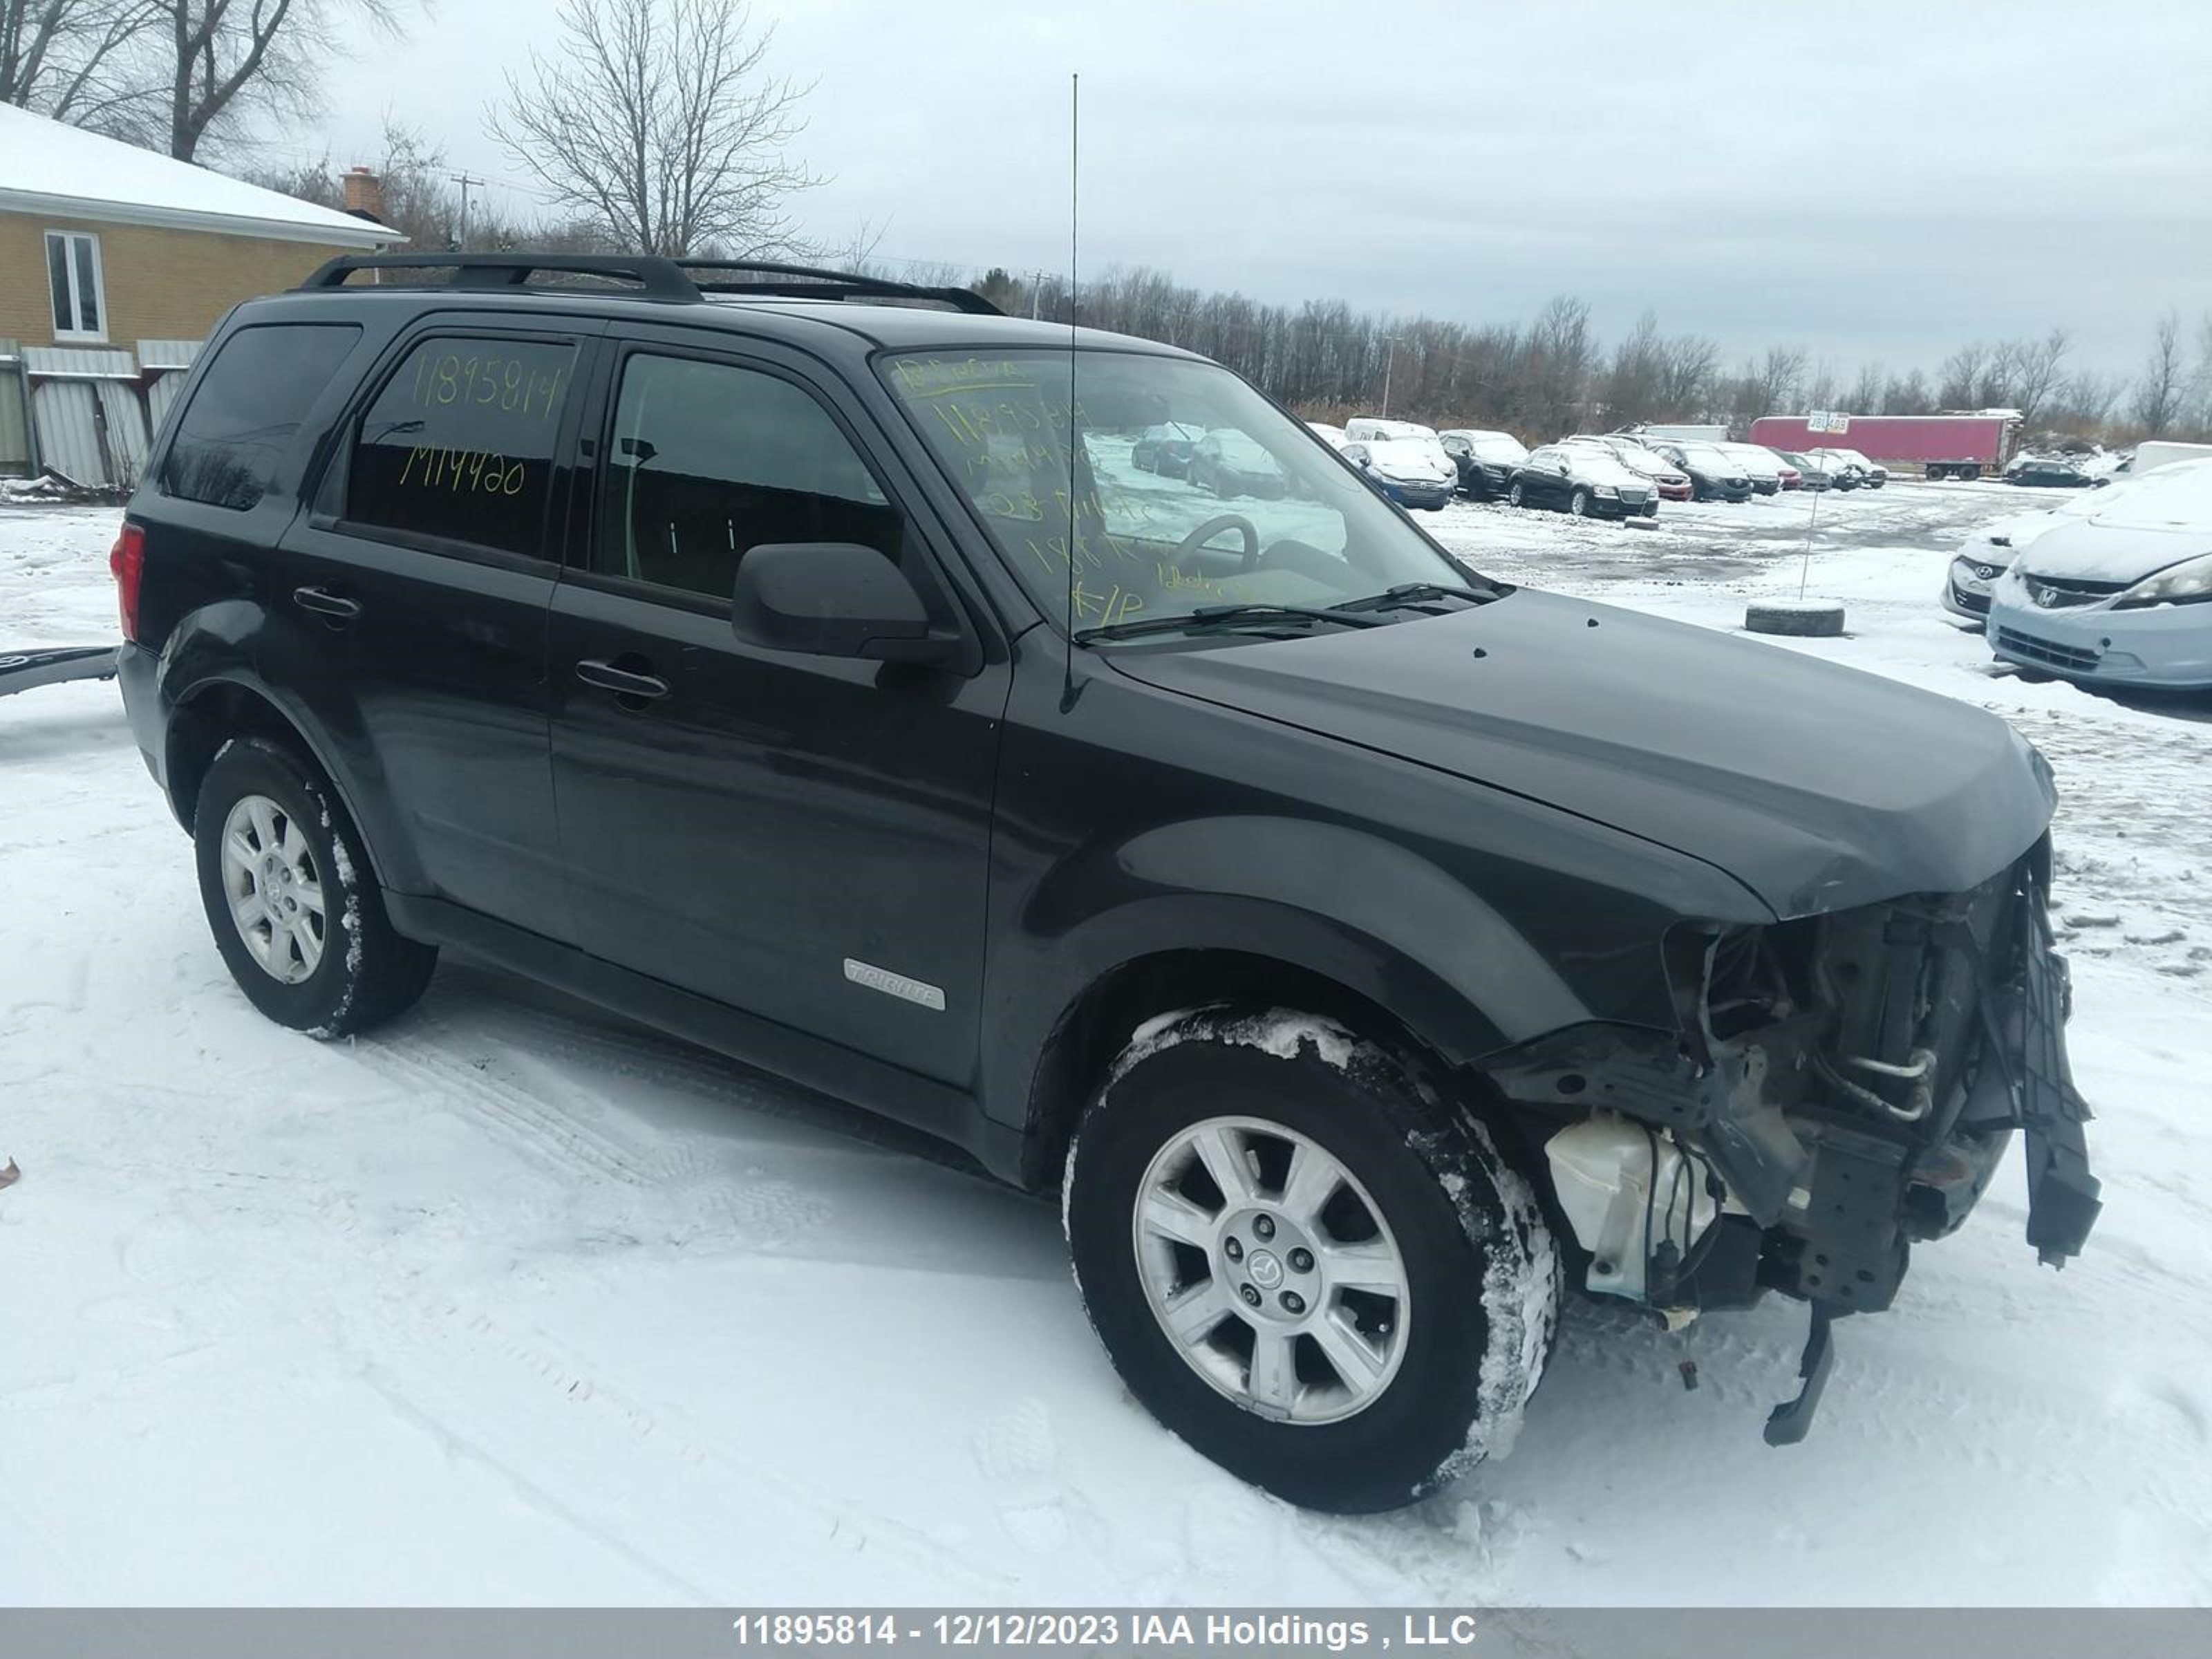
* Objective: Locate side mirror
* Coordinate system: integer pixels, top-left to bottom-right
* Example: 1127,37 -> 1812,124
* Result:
731,542 -> 954,666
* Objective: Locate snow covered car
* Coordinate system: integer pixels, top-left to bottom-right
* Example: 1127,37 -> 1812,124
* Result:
1571,435 -> 1692,500
1342,437 -> 1456,510
1510,444 -> 1656,519
1132,421 -> 1204,478
1987,458 -> 2212,689
1715,442 -> 1790,496
1650,440 -> 1754,502
1942,461 -> 2198,623
1810,446 -> 1889,487
1780,449 -> 1846,491
1440,428 -> 1529,500
1188,429 -> 1290,500
113,254 -> 2099,1515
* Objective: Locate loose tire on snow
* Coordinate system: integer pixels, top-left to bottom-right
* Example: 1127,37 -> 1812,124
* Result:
1064,1006 -> 1559,1513
194,735 -> 437,1038
1744,600 -> 1847,637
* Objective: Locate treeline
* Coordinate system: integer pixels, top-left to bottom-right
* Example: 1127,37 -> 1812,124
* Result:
973,265 -> 2212,447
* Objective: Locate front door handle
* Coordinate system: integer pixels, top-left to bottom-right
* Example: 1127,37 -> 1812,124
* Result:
575,657 -> 671,701
292,585 -> 362,622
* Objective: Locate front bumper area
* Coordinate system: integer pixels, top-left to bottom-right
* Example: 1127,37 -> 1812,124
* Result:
1486,854 -> 2099,1322
1988,585 -> 2212,690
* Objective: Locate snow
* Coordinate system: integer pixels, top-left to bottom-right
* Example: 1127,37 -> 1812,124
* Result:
0,103 -> 397,246
5,485 -> 2212,1605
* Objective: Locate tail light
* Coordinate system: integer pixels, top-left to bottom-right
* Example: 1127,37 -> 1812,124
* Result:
109,522 -> 145,642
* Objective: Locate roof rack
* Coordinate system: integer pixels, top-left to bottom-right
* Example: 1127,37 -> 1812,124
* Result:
298,252 -> 1002,315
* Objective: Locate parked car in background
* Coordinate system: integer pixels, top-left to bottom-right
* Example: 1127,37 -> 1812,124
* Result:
1714,442 -> 1788,496
1343,435 -> 1456,510
1132,421 -> 1205,477
1569,436 -> 1691,501
1440,428 -> 1528,500
1509,443 -> 1657,519
1188,429 -> 1290,500
2005,454 -> 2099,489
1306,420 -> 1351,453
1649,441 -> 1754,503
1810,447 -> 1888,488
1779,451 -> 1847,491
1986,458 -> 2212,688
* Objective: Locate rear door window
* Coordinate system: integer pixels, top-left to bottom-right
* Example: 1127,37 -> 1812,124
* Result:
346,335 -> 577,557
161,324 -> 362,510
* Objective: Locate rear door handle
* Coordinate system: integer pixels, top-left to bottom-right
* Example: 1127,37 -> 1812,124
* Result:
292,585 -> 362,621
575,658 -> 671,701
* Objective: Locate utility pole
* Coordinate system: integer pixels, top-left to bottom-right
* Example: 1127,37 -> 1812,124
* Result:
1382,337 -> 1398,416
449,172 -> 486,252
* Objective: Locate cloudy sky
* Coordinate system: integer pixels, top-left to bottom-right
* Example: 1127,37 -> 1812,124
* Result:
306,0 -> 2212,378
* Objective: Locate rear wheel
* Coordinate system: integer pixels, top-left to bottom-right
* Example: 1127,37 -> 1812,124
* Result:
1065,1007 -> 1558,1513
193,735 -> 436,1037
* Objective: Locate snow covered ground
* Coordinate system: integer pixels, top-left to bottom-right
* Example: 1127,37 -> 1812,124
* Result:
3,485 -> 2208,1607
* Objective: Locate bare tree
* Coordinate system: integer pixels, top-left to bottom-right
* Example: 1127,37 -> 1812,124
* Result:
1936,341 -> 1986,410
1657,332 -> 1718,420
489,0 -> 820,258
2131,310 -> 2186,436
1847,361 -> 1883,415
2007,327 -> 2070,426
1,1 -> 155,127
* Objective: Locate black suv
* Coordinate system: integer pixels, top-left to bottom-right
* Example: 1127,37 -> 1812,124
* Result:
114,254 -> 2099,1514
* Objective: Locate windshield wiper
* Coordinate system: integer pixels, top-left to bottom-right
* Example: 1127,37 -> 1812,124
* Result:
1074,603 -> 1390,644
1329,581 -> 1499,615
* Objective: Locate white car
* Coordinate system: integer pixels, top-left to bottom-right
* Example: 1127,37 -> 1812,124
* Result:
1942,465 -> 2164,621
1809,447 -> 1888,488
1714,442 -> 1791,496
1985,458 -> 2212,690
1306,420 -> 1351,453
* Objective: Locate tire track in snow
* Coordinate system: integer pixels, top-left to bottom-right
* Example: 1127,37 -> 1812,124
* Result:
347,1291 -> 1024,1602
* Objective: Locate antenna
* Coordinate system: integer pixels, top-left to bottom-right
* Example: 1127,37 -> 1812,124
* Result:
1061,71 -> 1082,713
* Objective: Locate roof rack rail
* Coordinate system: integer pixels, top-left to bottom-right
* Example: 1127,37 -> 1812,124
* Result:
298,252 -> 1002,315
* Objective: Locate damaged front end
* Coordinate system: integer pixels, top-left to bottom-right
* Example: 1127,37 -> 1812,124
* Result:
1486,839 -> 2101,1439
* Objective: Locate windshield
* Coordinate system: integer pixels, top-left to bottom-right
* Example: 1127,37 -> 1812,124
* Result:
881,348 -> 1480,636
1675,444 -> 1734,469
1469,435 -> 1527,462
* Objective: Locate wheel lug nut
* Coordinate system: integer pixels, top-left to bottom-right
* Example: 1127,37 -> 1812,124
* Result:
1224,1237 -> 1244,1262
1280,1291 -> 1305,1315
1288,1248 -> 1313,1273
1253,1215 -> 1275,1240
1238,1284 -> 1262,1308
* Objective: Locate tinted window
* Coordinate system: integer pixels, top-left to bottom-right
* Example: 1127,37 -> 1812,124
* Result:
160,324 -> 362,511
348,336 -> 575,555
595,353 -> 895,603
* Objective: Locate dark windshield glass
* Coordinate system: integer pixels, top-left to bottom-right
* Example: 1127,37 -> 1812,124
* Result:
879,348 -> 1479,636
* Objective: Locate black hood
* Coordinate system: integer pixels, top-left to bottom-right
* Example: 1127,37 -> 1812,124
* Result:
1107,590 -> 2054,918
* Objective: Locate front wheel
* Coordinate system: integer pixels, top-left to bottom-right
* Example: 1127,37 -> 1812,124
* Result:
1507,482 -> 1524,508
194,735 -> 437,1037
1569,489 -> 1590,516
1065,1007 -> 1559,1513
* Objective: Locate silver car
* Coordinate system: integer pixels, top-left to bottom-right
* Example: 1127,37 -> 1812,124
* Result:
1986,460 -> 2212,689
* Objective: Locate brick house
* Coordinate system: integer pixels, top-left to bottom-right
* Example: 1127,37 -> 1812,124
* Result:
0,102 -> 402,353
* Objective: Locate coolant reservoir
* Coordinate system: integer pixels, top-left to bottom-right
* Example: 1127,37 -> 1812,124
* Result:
1545,1116 -> 1720,1302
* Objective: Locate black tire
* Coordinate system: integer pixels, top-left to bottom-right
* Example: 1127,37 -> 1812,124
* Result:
193,734 -> 437,1038
1064,1006 -> 1559,1514
1569,489 -> 1589,517
1507,481 -> 1524,508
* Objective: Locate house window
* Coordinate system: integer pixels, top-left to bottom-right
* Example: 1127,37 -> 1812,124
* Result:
45,231 -> 106,341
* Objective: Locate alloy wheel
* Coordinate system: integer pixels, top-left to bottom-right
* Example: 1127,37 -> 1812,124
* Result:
218,793 -> 328,984
1130,1115 -> 1412,1425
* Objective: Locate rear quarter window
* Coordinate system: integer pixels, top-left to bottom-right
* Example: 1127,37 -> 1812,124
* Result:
160,324 -> 363,510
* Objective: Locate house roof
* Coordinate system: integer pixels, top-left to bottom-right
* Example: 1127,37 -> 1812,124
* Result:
0,104 -> 402,249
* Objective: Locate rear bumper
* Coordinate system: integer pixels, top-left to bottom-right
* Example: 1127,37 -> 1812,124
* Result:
117,640 -> 168,796
1377,479 -> 1454,509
